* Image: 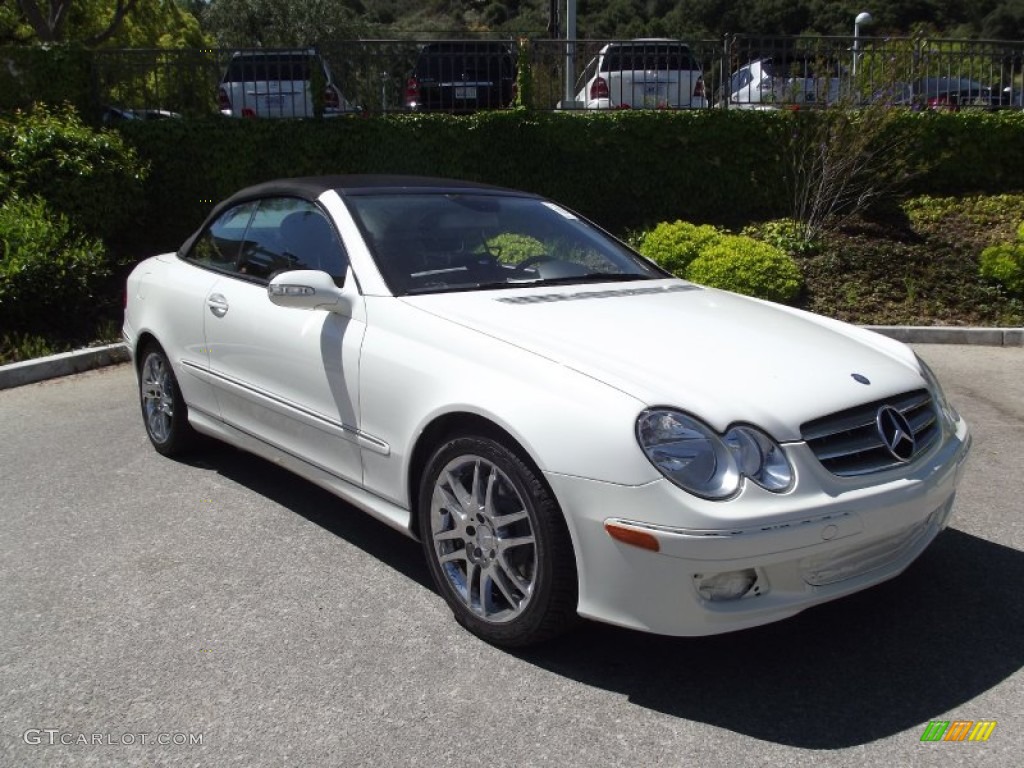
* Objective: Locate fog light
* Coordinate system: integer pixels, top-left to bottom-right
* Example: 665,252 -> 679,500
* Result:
695,569 -> 758,601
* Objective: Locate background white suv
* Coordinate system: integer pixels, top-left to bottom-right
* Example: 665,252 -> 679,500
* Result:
573,39 -> 707,110
218,49 -> 358,118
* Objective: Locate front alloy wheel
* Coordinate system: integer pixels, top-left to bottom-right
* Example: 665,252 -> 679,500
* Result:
419,435 -> 577,646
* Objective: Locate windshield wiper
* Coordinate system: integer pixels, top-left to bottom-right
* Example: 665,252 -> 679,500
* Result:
527,273 -> 656,286
404,280 -> 527,295
403,273 -> 654,295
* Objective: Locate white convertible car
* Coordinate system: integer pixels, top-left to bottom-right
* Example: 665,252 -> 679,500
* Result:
123,176 -> 972,646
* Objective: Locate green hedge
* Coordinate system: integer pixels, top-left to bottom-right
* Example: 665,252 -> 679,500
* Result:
115,110 -> 789,253
112,109 -> 1024,257
110,108 -> 1024,256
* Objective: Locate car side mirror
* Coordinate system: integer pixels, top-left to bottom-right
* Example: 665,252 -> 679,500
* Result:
267,269 -> 352,315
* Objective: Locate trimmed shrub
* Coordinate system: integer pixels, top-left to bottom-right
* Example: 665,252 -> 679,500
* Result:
0,195 -> 110,336
979,241 -> 1024,297
636,220 -> 724,276
686,235 -> 803,303
741,218 -> 820,257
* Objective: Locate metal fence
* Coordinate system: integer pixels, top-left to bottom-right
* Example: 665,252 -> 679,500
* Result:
12,35 -> 1024,121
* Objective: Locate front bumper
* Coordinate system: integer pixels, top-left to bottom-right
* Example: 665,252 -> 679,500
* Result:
547,417 -> 971,636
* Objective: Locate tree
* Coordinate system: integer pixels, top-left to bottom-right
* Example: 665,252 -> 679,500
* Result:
203,0 -> 369,47
16,0 -> 140,44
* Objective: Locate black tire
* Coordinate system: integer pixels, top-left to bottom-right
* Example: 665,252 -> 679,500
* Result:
418,435 -> 579,647
138,344 -> 194,457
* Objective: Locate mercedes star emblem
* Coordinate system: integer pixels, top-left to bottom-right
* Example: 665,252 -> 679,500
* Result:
876,406 -> 916,461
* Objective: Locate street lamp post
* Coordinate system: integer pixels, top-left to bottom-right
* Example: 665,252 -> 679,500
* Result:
564,0 -> 577,106
853,11 -> 873,78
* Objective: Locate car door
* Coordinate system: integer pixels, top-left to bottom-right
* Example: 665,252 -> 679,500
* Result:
169,200 -> 260,419
202,197 -> 366,486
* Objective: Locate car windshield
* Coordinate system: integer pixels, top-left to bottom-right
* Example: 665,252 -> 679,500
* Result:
345,193 -> 664,295
417,45 -> 513,79
601,43 -> 696,72
761,57 -> 837,79
224,54 -> 316,82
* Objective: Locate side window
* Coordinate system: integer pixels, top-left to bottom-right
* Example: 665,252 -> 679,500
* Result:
238,198 -> 348,282
187,202 -> 256,270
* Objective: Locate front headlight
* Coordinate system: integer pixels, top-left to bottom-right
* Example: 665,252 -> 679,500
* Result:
916,354 -> 960,426
636,410 -> 793,499
723,425 -> 794,492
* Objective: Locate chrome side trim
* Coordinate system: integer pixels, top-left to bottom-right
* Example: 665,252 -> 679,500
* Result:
184,362 -> 391,456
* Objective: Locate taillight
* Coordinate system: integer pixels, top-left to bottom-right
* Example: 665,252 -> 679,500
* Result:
241,107 -> 256,118
404,76 -> 420,107
590,76 -> 610,100
324,84 -> 341,111
693,77 -> 705,98
217,87 -> 231,111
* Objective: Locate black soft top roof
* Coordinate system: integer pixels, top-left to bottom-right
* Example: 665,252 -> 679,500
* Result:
179,175 -> 536,255
221,175 -> 528,206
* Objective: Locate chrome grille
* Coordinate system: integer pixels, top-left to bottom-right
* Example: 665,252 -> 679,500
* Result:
801,389 -> 940,477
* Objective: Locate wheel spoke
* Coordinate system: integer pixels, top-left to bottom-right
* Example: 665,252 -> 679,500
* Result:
495,553 -> 533,595
445,469 -> 475,514
433,527 -> 464,543
487,564 -> 522,608
437,548 -> 467,565
491,508 -> 528,529
464,560 -> 481,613
470,460 -> 484,509
497,534 -> 535,552
433,481 -> 467,524
483,466 -> 498,515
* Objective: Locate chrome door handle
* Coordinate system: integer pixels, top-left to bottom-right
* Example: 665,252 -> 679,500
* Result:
207,294 -> 229,318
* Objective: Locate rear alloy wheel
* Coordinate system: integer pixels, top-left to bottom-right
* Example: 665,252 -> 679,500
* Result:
419,435 -> 578,646
139,345 -> 194,456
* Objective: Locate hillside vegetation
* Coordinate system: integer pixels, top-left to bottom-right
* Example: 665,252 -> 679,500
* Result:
199,0 -> 1024,45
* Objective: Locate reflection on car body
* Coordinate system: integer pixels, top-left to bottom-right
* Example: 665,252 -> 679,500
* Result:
123,175 -> 971,647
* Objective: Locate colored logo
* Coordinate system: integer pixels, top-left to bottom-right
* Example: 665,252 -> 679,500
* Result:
920,720 -> 997,742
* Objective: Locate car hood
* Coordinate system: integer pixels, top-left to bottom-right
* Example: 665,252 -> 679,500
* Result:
401,279 -> 924,441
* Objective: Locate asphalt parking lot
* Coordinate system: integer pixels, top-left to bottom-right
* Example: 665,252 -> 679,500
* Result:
1,345 -> 1021,767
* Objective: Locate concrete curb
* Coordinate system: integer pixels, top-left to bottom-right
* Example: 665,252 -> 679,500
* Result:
0,343 -> 131,391
0,327 -> 1021,391
864,325 -> 1024,346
